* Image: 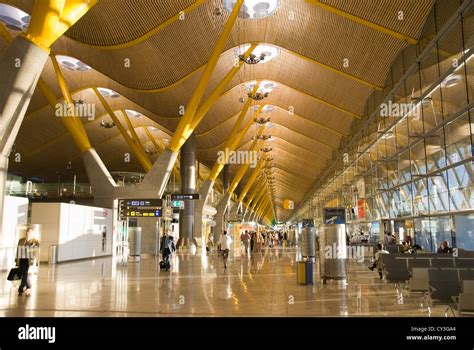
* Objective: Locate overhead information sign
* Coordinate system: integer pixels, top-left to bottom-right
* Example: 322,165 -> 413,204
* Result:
171,194 -> 200,200
120,199 -> 162,207
119,198 -> 163,219
122,209 -> 162,218
170,200 -> 185,209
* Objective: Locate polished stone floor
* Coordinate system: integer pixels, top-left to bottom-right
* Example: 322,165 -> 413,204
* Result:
0,247 -> 448,317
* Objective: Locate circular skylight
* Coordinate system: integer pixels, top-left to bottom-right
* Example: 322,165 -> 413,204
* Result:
254,104 -> 275,113
125,109 -> 141,117
235,43 -> 280,64
245,80 -> 277,93
56,55 -> 91,72
223,0 -> 280,20
97,87 -> 120,98
441,74 -> 462,88
0,4 -> 30,31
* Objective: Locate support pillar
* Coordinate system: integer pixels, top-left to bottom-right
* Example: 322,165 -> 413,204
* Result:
214,165 -> 230,242
177,133 -> 197,249
193,179 -> 213,244
0,37 -> 49,232
0,155 -> 8,237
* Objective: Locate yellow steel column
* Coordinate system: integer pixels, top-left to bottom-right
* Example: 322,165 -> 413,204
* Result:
258,200 -> 271,220
255,197 -> 268,218
245,176 -> 264,207
228,125 -> 267,195
122,110 -> 148,155
189,44 -> 258,132
250,186 -> 267,212
229,104 -> 265,150
23,0 -> 97,51
48,57 -> 92,152
208,88 -> 261,181
238,159 -> 264,202
143,126 -> 179,179
93,88 -> 152,172
168,0 -> 244,152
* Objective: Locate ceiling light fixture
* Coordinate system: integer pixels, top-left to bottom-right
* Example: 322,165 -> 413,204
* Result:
97,87 -> 120,98
125,109 -> 142,118
254,116 -> 271,124
100,120 -> 115,129
223,0 -> 280,20
237,43 -> 280,64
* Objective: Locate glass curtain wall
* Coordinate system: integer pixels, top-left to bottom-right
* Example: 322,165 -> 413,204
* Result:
302,0 -> 473,251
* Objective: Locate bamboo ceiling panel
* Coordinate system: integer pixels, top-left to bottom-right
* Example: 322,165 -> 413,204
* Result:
6,0 -> 433,90
322,0 -> 434,38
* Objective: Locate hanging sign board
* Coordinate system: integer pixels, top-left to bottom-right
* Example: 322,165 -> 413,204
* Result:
323,207 -> 346,224
118,198 -> 162,219
171,194 -> 200,200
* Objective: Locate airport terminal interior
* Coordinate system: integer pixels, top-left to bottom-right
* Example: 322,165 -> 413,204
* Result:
0,0 -> 473,318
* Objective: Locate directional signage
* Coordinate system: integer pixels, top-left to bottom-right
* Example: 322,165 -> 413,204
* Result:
171,193 -> 200,200
118,198 -> 163,219
323,207 -> 346,224
170,200 -> 185,209
122,209 -> 162,218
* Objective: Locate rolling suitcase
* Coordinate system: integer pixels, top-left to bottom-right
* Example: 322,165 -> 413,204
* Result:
159,260 -> 170,270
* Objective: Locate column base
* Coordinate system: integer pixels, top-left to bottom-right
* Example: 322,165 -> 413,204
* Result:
176,237 -> 199,252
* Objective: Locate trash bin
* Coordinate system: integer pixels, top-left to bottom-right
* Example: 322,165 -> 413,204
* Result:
302,227 -> 316,259
48,245 -> 57,264
319,224 -> 347,283
128,227 -> 142,262
296,260 -> 313,285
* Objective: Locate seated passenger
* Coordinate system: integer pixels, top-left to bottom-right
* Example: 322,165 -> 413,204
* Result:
437,240 -> 452,254
368,243 -> 389,279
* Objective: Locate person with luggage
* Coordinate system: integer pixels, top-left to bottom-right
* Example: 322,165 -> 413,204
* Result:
15,228 -> 40,296
160,229 -> 175,271
206,233 -> 214,254
218,230 -> 232,270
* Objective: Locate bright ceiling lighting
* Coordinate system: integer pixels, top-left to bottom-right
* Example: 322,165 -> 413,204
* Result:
441,74 -> 462,88
254,104 -> 274,113
245,80 -> 277,93
0,4 -> 30,31
97,87 -> 120,98
125,109 -> 141,117
235,43 -> 280,64
223,0 -> 280,19
56,55 -> 91,72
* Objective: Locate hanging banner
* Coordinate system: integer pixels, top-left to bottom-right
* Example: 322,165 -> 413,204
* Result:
357,199 -> 366,219
356,178 -> 365,199
323,208 -> 346,224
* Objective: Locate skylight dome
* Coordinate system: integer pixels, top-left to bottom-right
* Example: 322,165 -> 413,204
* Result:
0,4 -> 30,31
223,0 -> 280,20
125,109 -> 141,117
97,88 -> 120,98
56,55 -> 91,72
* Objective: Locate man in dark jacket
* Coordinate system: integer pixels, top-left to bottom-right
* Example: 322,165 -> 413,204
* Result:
160,229 -> 176,271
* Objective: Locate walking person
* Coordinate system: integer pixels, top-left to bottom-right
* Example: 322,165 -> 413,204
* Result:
218,230 -> 232,270
16,228 -> 40,296
160,229 -> 176,271
241,230 -> 250,254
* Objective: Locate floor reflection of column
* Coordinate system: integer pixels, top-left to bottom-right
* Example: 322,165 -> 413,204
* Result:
114,265 -> 128,313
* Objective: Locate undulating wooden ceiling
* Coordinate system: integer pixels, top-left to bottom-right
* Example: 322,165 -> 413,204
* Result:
1,0 -> 438,221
